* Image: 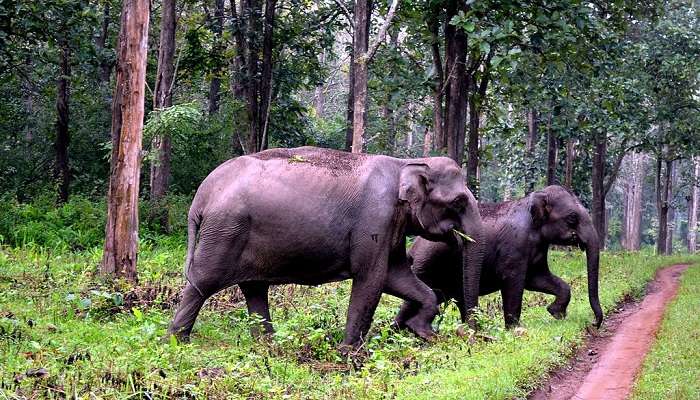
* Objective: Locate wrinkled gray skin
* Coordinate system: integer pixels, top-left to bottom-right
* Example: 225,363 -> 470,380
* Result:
397,185 -> 603,329
168,147 -> 484,347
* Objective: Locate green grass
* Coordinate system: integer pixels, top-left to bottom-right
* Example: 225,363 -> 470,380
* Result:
631,262 -> 700,400
1,242 -> 698,399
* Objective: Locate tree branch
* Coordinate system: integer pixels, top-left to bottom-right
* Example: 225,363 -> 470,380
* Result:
366,0 -> 399,62
332,0 -> 354,29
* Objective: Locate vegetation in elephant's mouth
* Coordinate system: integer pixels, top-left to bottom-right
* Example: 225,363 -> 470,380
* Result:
1,241 -> 698,399
452,229 -> 475,243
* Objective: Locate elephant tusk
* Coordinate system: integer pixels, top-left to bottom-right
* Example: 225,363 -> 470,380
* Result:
452,229 -> 475,243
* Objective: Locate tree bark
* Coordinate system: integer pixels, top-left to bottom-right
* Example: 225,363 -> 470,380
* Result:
350,0 -> 371,153
465,52 -> 492,199
564,138 -> 575,189
689,157 -> 699,253
525,108 -> 538,192
55,42 -> 71,204
314,50 -> 326,117
208,0 -> 225,114
344,47 -> 355,151
101,0 -> 150,283
149,0 -> 176,231
428,16 -> 444,152
621,152 -> 645,251
444,0 -> 467,165
591,133 -> 606,248
665,160 -> 676,254
244,0 -> 261,153
656,157 -> 671,255
96,2 -> 113,83
546,114 -> 558,185
257,0 -> 276,151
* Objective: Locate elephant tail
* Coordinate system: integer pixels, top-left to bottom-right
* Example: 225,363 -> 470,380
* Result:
184,210 -> 204,297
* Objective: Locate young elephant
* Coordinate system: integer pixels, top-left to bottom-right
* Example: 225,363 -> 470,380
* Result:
397,185 -> 603,329
168,146 -> 485,347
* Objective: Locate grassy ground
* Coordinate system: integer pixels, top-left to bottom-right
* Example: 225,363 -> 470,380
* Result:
631,262 -> 700,400
1,240 -> 698,399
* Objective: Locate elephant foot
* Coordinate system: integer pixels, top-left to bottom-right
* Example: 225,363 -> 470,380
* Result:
405,317 -> 436,341
547,304 -> 567,320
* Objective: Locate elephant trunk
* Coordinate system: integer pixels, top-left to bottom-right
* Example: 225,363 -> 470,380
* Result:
581,224 -> 604,327
460,215 -> 484,328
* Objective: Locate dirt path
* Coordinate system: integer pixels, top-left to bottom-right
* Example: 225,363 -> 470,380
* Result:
529,264 -> 690,400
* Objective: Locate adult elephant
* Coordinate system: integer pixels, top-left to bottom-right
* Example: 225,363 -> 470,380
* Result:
168,147 -> 485,347
397,185 -> 603,329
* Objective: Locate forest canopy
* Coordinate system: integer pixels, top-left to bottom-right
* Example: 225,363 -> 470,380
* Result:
1,0 -> 699,254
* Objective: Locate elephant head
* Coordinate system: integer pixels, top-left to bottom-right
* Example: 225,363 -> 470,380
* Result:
399,159 -> 485,326
529,185 -> 604,327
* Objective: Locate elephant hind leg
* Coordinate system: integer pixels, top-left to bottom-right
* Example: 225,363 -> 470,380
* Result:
525,271 -> 571,319
239,281 -> 274,337
168,283 -> 209,342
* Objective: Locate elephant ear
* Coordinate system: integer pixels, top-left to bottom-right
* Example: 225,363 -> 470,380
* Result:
530,191 -> 551,228
399,163 -> 430,215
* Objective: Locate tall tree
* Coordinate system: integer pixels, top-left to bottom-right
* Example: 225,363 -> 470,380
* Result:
101,0 -> 150,282
689,157 -> 699,252
149,0 -> 176,231
54,41 -> 71,203
208,0 -> 225,114
621,152 -> 646,251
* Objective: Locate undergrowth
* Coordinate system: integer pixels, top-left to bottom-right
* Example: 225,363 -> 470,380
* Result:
1,239 -> 697,399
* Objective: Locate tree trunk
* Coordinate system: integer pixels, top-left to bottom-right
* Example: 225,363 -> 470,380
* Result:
244,0 -> 261,153
55,42 -> 71,204
208,0 -> 225,114
525,108 -> 538,192
688,157 -> 699,253
257,0 -> 276,151
97,2 -> 113,83
546,114 -> 558,185
350,0 -> 371,153
428,15 -> 444,152
229,0 -> 246,101
423,128 -> 433,157
665,160 -> 676,254
314,50 -> 326,117
621,152 -> 645,251
149,0 -> 176,231
444,2 -> 467,165
591,133 -> 607,248
345,45 -> 355,152
564,138 -> 575,189
101,0 -> 150,283
656,157 -> 671,255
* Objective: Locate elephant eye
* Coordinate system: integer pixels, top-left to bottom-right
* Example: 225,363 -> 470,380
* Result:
565,213 -> 578,226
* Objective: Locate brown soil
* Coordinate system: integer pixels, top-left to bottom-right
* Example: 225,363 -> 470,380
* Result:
529,263 -> 690,400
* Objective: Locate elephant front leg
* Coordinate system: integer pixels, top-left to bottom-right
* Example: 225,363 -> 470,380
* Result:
501,275 -> 526,328
240,281 -> 274,337
342,272 -> 386,348
525,271 -> 571,320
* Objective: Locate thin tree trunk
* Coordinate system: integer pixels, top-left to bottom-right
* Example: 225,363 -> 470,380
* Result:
444,1 -> 467,165
101,0 -> 150,282
208,0 -> 225,114
689,157 -> 699,253
546,114 -> 558,185
428,15 -> 444,152
149,0 -> 176,231
423,128 -> 433,157
345,47 -> 355,151
621,152 -> 645,251
229,0 -> 246,101
665,160 -> 676,254
564,138 -> 575,188
257,0 -> 276,151
350,0 -> 371,153
97,2 -> 113,83
591,133 -> 607,247
55,42 -> 71,204
465,51 -> 492,199
314,50 -> 326,117
525,108 -> 538,192
656,157 -> 670,255
244,0 -> 261,153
